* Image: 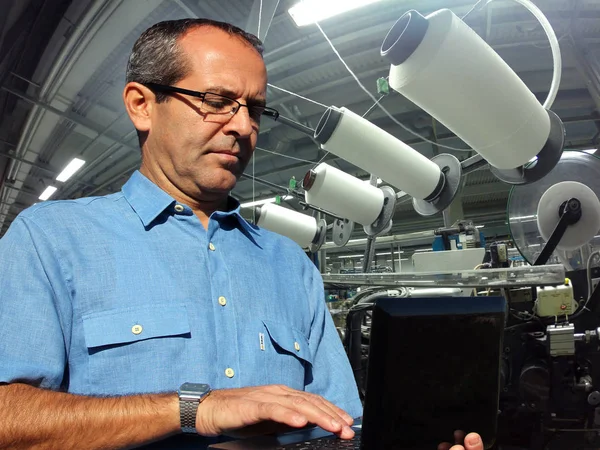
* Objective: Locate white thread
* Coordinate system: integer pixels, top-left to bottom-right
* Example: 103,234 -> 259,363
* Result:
314,21 -> 472,152
252,152 -> 256,223
267,83 -> 328,108
257,0 -> 263,39
256,146 -> 316,164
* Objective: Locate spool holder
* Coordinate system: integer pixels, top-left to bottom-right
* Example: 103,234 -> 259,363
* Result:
491,110 -> 565,185
413,153 -> 462,217
309,219 -> 328,253
333,218 -> 354,246
364,186 -> 396,236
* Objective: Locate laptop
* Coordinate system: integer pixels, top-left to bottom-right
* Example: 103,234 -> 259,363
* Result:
209,296 -> 506,450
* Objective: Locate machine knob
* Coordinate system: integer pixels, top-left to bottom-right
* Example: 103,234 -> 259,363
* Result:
588,391 -> 600,406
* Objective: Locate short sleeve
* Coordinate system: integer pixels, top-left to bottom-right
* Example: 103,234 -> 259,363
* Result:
0,217 -> 70,389
304,264 -> 363,418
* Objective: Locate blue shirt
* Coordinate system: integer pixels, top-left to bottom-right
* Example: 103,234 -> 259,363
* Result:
0,171 -> 362,449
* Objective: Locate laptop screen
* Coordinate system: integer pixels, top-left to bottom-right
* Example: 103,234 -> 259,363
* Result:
361,296 -> 506,450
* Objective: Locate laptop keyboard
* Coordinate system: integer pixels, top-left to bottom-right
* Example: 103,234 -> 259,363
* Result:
275,435 -> 361,449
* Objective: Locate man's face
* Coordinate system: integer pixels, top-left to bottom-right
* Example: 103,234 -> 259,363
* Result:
143,27 -> 267,200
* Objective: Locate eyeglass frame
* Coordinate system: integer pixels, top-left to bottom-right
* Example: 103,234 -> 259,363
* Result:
142,82 -> 280,122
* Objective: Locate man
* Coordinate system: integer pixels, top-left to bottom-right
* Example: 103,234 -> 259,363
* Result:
0,19 -> 482,450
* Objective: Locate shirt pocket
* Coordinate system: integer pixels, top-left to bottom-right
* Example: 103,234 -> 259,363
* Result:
81,304 -> 191,394
261,320 -> 312,389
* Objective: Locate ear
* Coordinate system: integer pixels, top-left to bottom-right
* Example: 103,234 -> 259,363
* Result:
123,82 -> 155,134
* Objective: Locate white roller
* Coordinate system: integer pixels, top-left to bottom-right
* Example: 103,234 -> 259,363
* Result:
305,163 -> 384,226
317,107 -> 442,200
537,181 -> 600,251
387,9 -> 551,170
257,203 -> 318,249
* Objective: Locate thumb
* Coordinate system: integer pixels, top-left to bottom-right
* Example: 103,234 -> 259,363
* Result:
464,433 -> 484,450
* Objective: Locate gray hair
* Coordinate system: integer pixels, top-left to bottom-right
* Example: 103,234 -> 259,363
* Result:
125,18 -> 263,145
126,18 -> 263,102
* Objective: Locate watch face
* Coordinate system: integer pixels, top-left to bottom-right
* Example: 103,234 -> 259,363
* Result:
179,383 -> 210,397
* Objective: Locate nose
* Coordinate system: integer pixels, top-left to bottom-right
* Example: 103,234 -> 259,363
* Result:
223,105 -> 255,139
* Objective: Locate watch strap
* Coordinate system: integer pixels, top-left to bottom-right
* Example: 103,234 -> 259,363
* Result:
179,398 -> 200,434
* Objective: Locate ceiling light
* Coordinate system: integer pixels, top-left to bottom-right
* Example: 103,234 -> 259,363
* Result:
288,0 -> 384,26
39,186 -> 58,201
240,195 -> 293,208
56,158 -> 85,182
476,225 -> 485,229
583,149 -> 597,154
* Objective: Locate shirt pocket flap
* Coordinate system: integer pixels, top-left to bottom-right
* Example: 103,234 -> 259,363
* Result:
262,320 -> 313,366
82,304 -> 190,348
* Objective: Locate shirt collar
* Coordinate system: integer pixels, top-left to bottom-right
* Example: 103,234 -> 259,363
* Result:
211,196 -> 261,236
122,171 -> 261,236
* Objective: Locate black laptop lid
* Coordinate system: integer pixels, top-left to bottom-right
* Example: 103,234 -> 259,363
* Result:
361,296 -> 506,450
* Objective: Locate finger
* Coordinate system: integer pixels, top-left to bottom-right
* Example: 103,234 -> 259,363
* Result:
464,432 -> 484,450
255,401 -> 310,429
282,394 -> 352,436
454,430 -> 466,444
438,443 -> 453,450
301,392 -> 355,426
279,386 -> 354,426
449,446 -> 464,450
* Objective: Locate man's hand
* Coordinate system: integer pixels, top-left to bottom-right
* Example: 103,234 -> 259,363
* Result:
438,431 -> 484,450
195,385 -> 355,439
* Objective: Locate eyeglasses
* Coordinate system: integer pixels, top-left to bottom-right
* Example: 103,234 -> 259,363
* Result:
143,83 -> 279,124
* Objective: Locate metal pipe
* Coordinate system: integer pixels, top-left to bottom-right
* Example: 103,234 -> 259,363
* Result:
269,114 -> 315,136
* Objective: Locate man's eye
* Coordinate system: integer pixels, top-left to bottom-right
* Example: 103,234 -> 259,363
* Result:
204,100 -> 229,109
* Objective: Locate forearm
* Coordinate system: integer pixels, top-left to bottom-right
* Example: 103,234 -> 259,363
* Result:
0,383 -> 180,450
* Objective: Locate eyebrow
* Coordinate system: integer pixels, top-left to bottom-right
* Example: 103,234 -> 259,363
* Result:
204,86 -> 267,107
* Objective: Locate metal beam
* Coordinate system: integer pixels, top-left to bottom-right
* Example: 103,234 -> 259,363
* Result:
569,37 -> 600,111
0,85 -> 139,153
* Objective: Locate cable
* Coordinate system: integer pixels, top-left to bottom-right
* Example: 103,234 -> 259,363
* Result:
510,0 -> 562,109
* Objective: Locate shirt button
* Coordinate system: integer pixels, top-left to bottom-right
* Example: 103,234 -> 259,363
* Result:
209,243 -> 216,251
225,368 -> 235,378
218,296 -> 227,306
294,342 -> 301,351
174,204 -> 184,213
132,325 -> 143,335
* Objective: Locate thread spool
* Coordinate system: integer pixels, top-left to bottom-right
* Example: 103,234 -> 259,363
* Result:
536,181 -> 600,251
256,203 -> 321,249
382,9 -> 564,179
314,107 -> 443,200
304,163 -> 384,226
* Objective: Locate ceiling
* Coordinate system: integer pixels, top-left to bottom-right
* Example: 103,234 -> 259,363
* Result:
0,0 -> 599,258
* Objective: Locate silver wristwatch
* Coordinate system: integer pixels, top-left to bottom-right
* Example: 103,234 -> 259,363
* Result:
177,382 -> 211,434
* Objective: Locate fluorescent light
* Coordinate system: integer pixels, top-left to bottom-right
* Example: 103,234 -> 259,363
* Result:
338,254 -> 364,259
240,195 -> 293,208
39,186 -> 58,201
289,0 -> 384,26
56,158 -> 85,182
476,225 -> 485,229
583,149 -> 597,154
